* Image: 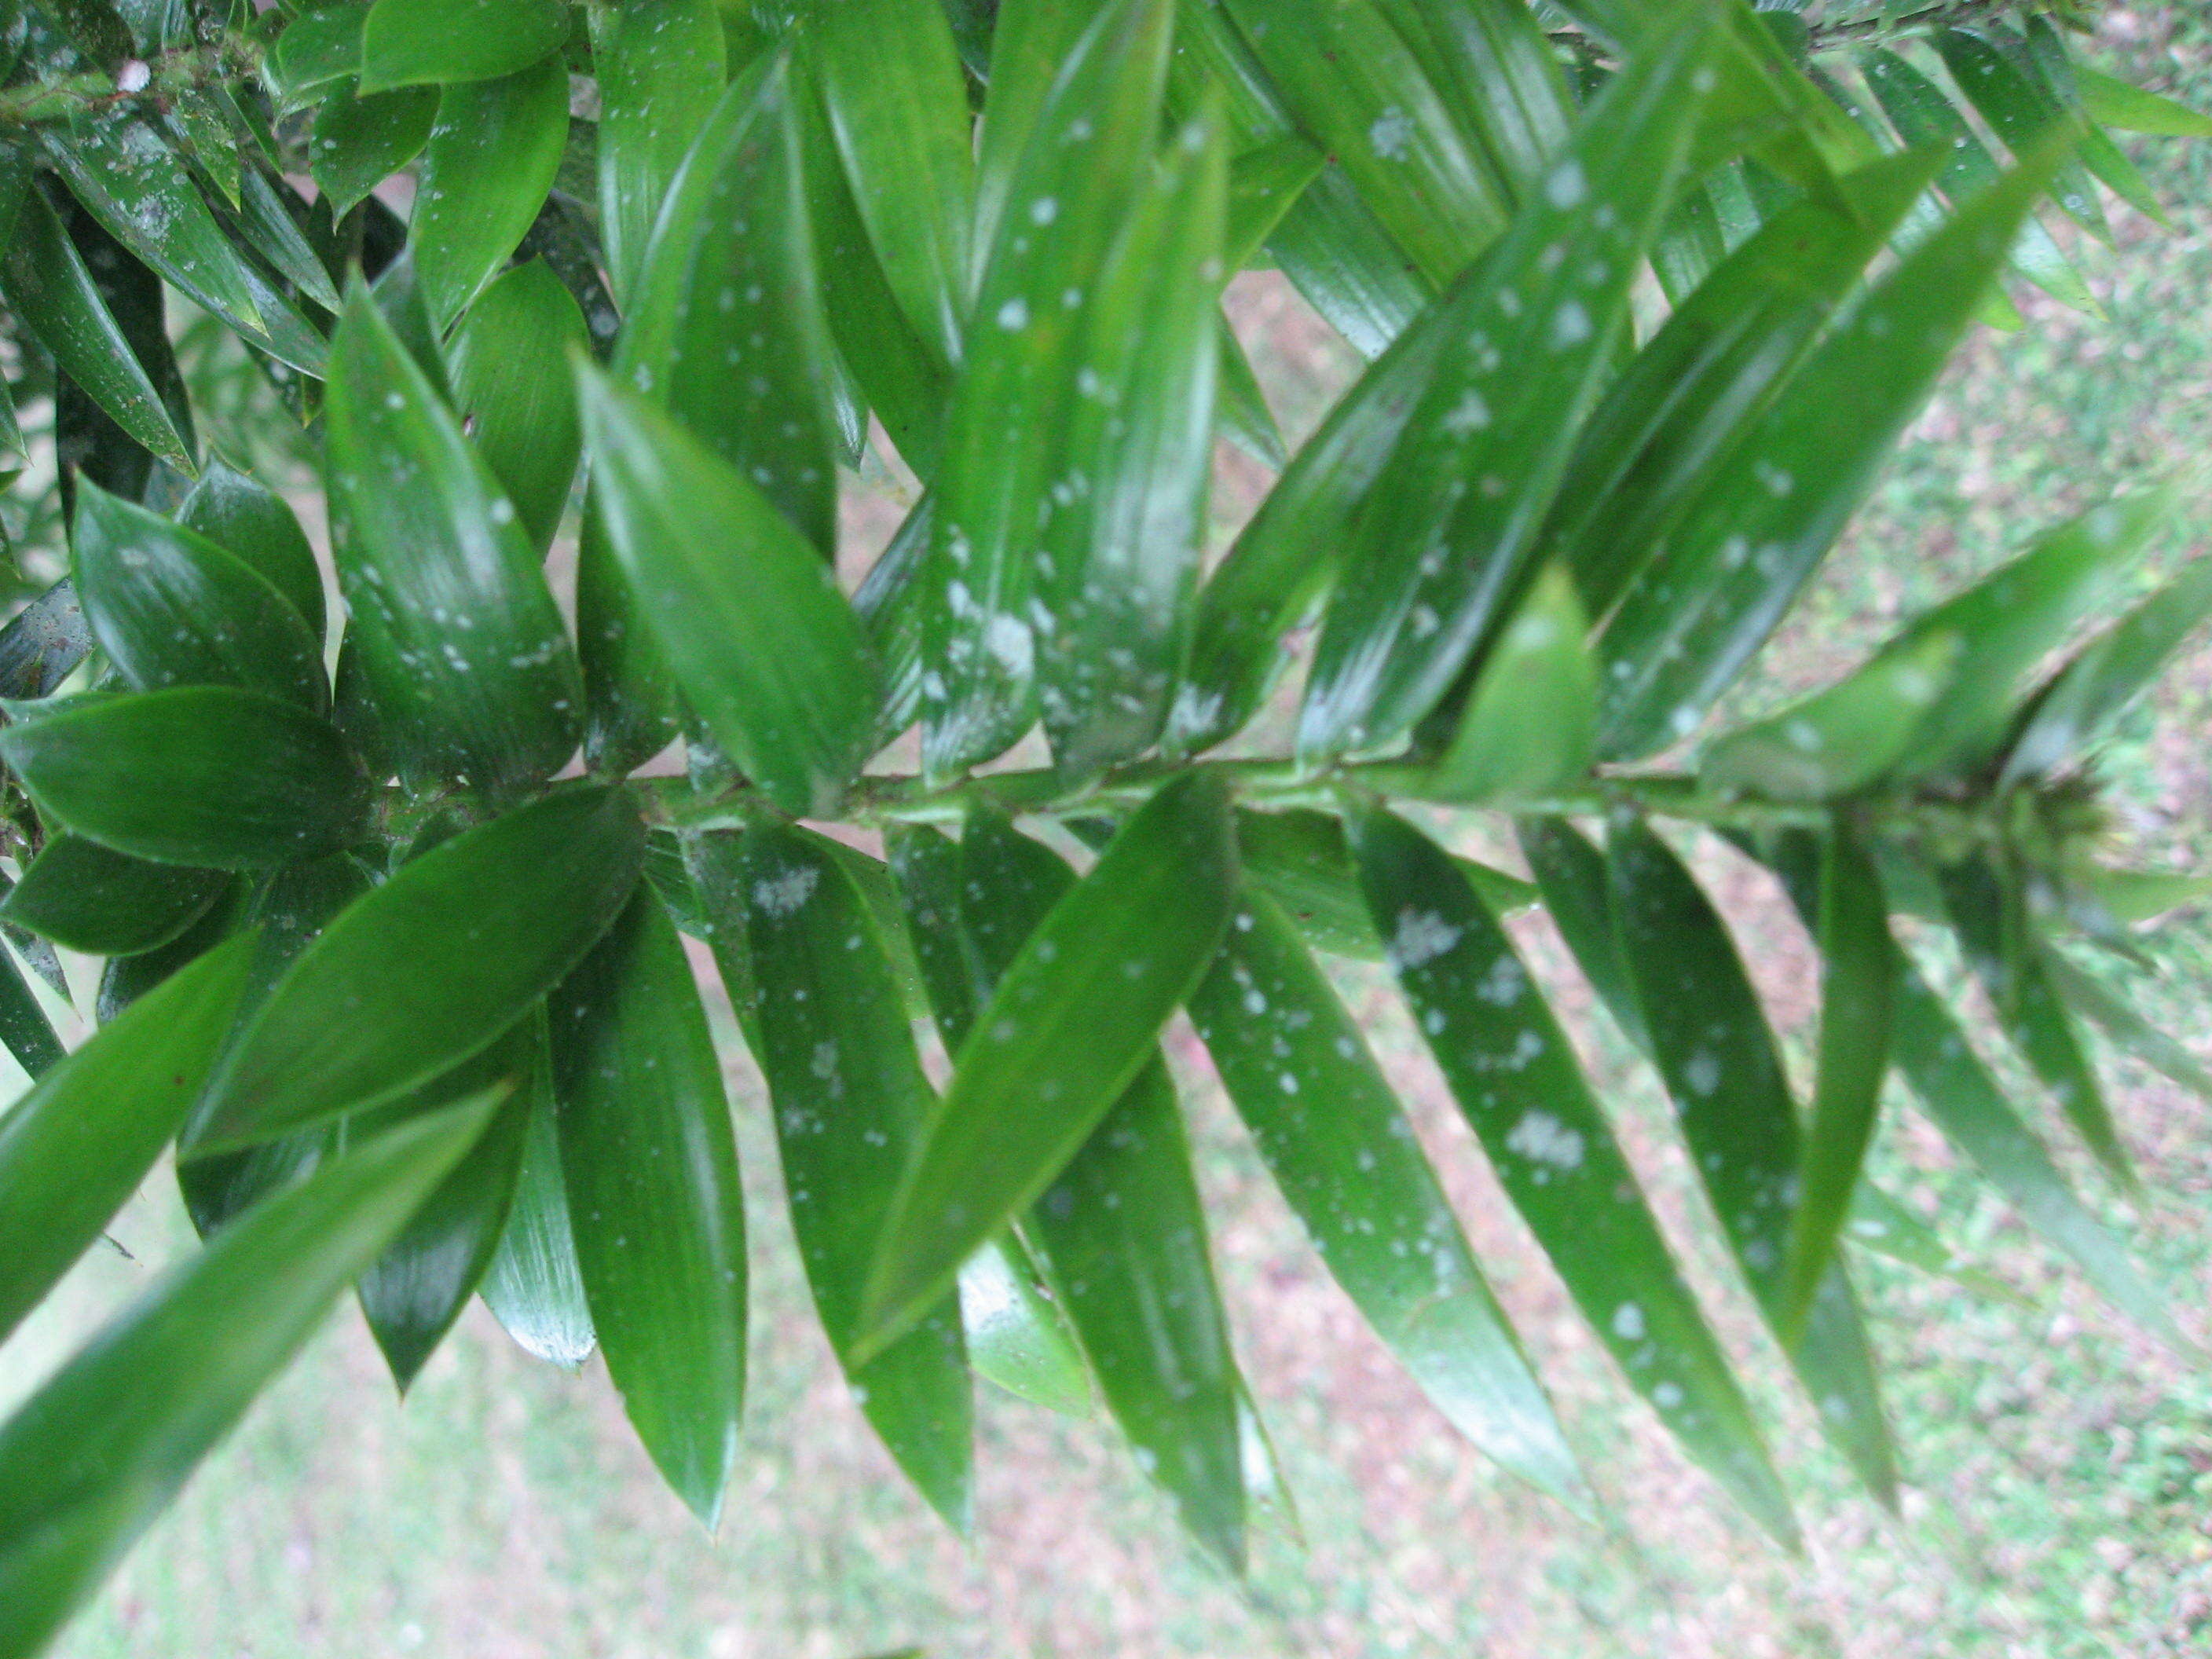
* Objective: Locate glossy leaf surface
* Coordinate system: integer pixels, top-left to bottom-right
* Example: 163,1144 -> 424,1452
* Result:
196,788 -> 645,1148
591,0 -> 725,306
359,0 -> 570,91
412,59 -> 570,329
450,261 -> 587,551
1,834 -> 225,957
176,460 -> 327,645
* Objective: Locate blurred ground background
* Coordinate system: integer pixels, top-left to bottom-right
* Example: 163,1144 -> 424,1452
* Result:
5,8 -> 2212,1657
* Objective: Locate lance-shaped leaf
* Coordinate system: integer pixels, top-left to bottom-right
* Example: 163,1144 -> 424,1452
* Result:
732,824 -> 973,1532
177,460 -> 326,645
73,483 -> 325,711
1,688 -> 368,870
969,0 -> 1098,257
411,58 -> 570,330
1608,816 -> 1898,1507
2077,64 -> 2212,137
1166,299 -> 1455,756
808,0 -> 976,367
0,834 -> 225,957
1030,1061 -> 1249,1573
1546,148 -> 1943,622
617,57 -> 840,557
590,0 -> 725,307
2004,555 -> 2212,784
309,81 -> 439,218
1699,630 -> 1961,801
357,1031 -> 536,1390
194,787 -> 645,1148
860,771 -> 1236,1353
1348,808 -> 1796,1545
1936,858 -> 2132,1187
0,940 -> 64,1079
1218,0 -> 1509,287
38,110 -> 264,342
553,887 -> 748,1528
919,0 -> 1174,778
2020,19 -> 2165,228
1778,829 -> 1893,1341
1189,887 -> 1584,1504
575,501 -> 680,777
450,261 -> 586,551
1379,0 -> 1576,197
1413,565 -> 1595,802
1894,955 -> 2177,1342
1517,815 -> 1650,1053
577,367 -> 881,819
1593,145 -> 2060,760
931,809 -> 1251,1570
1859,48 -> 2101,319
1298,5 -> 1719,761
2042,949 -> 2212,1107
233,167 -> 343,314
0,188 -> 192,471
480,1014 -> 596,1368
1038,105 -> 1227,780
0,579 -> 91,702
1934,28 -> 2110,244
0,937 -> 252,1345
0,1096 -> 497,1659
325,287 -> 582,794
359,0 -> 571,91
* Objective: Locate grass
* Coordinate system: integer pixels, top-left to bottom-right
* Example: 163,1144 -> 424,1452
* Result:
5,9 -> 2212,1657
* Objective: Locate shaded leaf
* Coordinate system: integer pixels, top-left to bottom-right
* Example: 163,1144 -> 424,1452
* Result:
1,833 -> 225,957
412,58 -> 571,330
589,0 -> 725,307
176,459 -> 327,645
450,260 -> 586,551
309,81 -> 438,218
1,687 -> 368,870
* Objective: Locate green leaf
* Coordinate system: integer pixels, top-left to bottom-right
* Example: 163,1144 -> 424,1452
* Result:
1213,315 -> 1285,470
1232,806 -> 1533,961
0,188 -> 193,471
1224,135 -> 1325,268
1347,807 -> 1796,1546
2082,866 -> 2212,928
267,1 -> 369,108
2021,19 -> 2166,228
860,771 -> 1236,1355
359,0 -> 571,91
1547,148 -> 1943,623
357,1062 -> 533,1390
411,57 -> 570,330
1859,49 -> 2102,319
807,0 -> 976,368
73,482 -> 326,711
2004,554 -> 2212,783
969,0 -> 1097,257
1608,815 -> 1898,1507
1030,1060 -> 1249,1573
919,0 -> 1174,778
38,109 -> 265,342
617,56 -> 841,558
1936,857 -> 2133,1188
1217,0 -> 1509,287
0,1096 -> 498,1659
1166,292 -> 1453,756
574,498 -> 680,776
731,823 -> 973,1532
2042,948 -> 2212,1105
552,886 -> 747,1527
0,936 -> 252,1344
1516,815 -> 1650,1052
325,285 -> 582,795
1699,629 -> 1960,801
576,366 -> 882,819
1188,886 -> 1584,1505
1778,829 -> 1893,1341
1037,103 -> 1227,781
589,0 -> 725,308
194,787 -> 645,1149
309,81 -> 439,218
1414,565 -> 1595,802
1934,28 -> 2110,245
1297,5 -> 1720,760
0,688 -> 368,870
956,1235 -> 1093,1415
177,459 -> 327,645
0,833 -> 226,956
479,1012 -> 597,1368
1888,955 -> 2177,1343
1845,1180 -> 2028,1309
1592,143 -> 2061,760
450,261 -> 586,551
2075,64 -> 2212,137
